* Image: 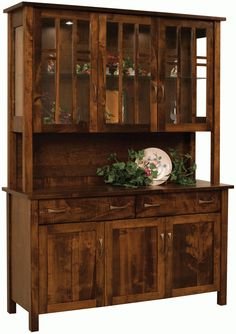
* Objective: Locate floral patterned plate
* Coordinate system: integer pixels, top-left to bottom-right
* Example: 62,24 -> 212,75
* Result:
137,148 -> 172,185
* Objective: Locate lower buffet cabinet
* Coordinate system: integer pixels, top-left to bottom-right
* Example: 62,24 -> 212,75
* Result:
38,213 -> 220,313
7,186 -> 230,332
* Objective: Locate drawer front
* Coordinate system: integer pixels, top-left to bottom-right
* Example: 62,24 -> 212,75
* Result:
39,196 -> 135,224
136,191 -> 221,217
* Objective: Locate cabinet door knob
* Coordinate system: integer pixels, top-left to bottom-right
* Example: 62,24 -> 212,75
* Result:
47,208 -> 67,214
109,205 -> 127,210
144,203 -> 160,208
198,199 -> 214,204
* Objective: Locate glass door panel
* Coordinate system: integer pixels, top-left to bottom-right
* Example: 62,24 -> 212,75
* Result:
162,22 -> 212,129
103,18 -> 152,128
40,16 -> 93,127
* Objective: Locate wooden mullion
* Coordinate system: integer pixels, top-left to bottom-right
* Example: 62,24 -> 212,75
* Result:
55,18 -> 60,124
176,26 -> 181,124
192,28 -> 196,123
72,19 -> 77,124
150,18 -> 158,131
98,15 -> 106,130
134,24 -> 139,124
118,23 -> 123,123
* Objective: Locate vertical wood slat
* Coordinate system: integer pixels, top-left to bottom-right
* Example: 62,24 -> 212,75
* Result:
22,6 -> 33,192
217,190 -> 228,305
90,14 -> 99,132
134,24 -> 139,124
8,13 -> 17,189
72,234 -> 80,301
55,18 -> 60,124
150,18 -> 158,132
207,25 -> 214,129
30,200 -> 39,331
191,28 -> 196,122
176,26 -> 181,124
39,225 -> 48,313
211,22 -> 220,184
157,20 -> 166,131
118,23 -> 123,123
98,15 -> 106,130
72,19 -> 77,123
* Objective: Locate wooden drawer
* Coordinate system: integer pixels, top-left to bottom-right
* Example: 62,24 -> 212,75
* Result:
136,191 -> 221,218
39,196 -> 135,224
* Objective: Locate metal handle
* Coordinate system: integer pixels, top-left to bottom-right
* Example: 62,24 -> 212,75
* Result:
160,83 -> 165,102
98,238 -> 104,258
160,233 -> 165,241
168,232 -> 172,240
47,208 -> 67,214
151,81 -> 158,103
198,199 -> 214,205
144,203 -> 160,208
109,205 -> 127,210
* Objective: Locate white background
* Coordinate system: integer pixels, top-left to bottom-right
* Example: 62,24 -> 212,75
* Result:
0,0 -> 235,333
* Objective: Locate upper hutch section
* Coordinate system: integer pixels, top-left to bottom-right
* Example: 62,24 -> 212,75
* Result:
6,2 -> 225,134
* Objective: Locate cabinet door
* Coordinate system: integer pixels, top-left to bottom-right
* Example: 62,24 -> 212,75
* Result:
39,222 -> 104,313
165,213 -> 220,297
98,15 -> 157,132
105,218 -> 165,305
158,20 -> 213,131
34,12 -> 98,131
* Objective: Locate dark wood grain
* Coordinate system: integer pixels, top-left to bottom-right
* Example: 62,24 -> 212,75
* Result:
39,221 -> 104,312
39,196 -> 135,224
4,2 -> 226,22
105,218 -> 165,305
217,190 -> 228,305
166,213 -> 220,296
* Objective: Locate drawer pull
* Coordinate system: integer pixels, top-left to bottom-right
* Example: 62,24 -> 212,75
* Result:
160,233 -> 165,241
47,208 -> 67,214
198,199 -> 214,205
168,232 -> 172,240
109,205 -> 127,210
144,203 -> 161,208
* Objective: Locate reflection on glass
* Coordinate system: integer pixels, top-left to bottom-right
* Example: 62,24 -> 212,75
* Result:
106,22 -> 119,123
14,26 -> 23,117
76,20 -> 90,124
41,18 -> 56,124
138,25 -> 151,124
59,19 -> 73,124
196,67 -> 207,117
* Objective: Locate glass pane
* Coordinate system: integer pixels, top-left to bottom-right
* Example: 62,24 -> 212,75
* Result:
41,18 -> 56,124
59,19 -> 73,124
76,20 -> 90,125
106,22 -> 119,124
180,28 -> 192,123
196,29 -> 207,119
138,25 -> 151,124
165,27 -> 178,124
14,26 -> 23,117
123,23 -> 135,124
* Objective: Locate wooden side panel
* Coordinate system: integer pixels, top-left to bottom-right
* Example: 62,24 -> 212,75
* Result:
22,6 -> 33,192
166,213 -> 220,297
39,222 -> 104,313
11,196 -> 31,310
105,218 -> 165,305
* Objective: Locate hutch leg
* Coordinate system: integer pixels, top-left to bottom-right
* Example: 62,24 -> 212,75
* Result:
29,312 -> 39,332
217,190 -> 228,305
7,194 -> 16,314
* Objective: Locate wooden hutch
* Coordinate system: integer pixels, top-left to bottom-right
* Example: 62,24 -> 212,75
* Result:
3,2 -> 233,331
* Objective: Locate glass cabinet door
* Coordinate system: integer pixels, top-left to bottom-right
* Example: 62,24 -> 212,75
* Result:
36,14 -> 97,129
159,20 -> 213,131
99,16 -> 155,131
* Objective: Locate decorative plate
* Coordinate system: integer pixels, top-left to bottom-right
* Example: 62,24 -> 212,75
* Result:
137,148 -> 172,185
